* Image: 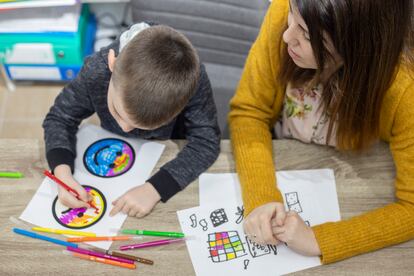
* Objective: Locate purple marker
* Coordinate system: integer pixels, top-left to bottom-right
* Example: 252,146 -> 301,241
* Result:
66,246 -> 134,264
119,238 -> 185,251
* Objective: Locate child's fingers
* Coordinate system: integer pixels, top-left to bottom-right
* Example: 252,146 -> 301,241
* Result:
58,187 -> 88,208
275,233 -> 287,243
109,197 -> 126,216
135,210 -> 148,218
72,185 -> 89,202
244,225 -> 260,243
272,226 -> 285,235
128,208 -> 139,217
60,191 -> 89,208
250,223 -> 264,244
261,219 -> 278,245
121,203 -> 131,215
287,210 -> 297,216
274,204 -> 287,226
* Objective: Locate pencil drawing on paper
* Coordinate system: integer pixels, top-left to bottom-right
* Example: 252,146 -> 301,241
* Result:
285,192 -> 303,213
210,208 -> 228,227
207,231 -> 248,263
245,236 -> 278,258
52,185 -> 106,229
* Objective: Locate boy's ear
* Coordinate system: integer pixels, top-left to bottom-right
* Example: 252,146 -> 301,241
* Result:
108,49 -> 117,72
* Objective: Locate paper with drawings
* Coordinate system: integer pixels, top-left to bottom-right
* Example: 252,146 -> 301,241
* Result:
20,124 -> 165,249
199,169 -> 340,226
177,169 -> 340,275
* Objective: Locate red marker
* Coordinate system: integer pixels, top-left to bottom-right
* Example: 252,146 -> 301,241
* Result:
43,170 -> 99,212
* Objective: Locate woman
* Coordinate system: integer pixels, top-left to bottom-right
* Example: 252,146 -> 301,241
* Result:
229,0 -> 414,263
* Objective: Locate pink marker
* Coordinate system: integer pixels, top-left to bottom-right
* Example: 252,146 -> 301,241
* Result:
119,238 -> 185,251
67,246 -> 134,264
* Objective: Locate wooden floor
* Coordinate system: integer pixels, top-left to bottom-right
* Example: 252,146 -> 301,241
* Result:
0,82 -> 100,139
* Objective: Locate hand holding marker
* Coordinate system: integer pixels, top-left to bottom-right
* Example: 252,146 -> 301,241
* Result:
43,170 -> 99,212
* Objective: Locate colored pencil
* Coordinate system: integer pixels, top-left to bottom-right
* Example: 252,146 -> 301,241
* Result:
66,246 -> 134,264
68,251 -> 136,269
119,238 -> 185,251
93,249 -> 154,265
43,170 -> 99,212
67,235 -> 140,242
32,227 -> 96,237
13,228 -> 78,248
0,171 -> 23,178
121,229 -> 185,238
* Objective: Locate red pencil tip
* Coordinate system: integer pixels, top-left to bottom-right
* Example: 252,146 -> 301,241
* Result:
88,201 -> 99,213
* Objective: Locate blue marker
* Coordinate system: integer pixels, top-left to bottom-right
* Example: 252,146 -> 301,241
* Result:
13,228 -> 78,248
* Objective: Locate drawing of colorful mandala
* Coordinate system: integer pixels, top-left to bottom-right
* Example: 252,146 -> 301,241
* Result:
83,138 -> 135,177
52,186 -> 106,229
207,231 -> 247,262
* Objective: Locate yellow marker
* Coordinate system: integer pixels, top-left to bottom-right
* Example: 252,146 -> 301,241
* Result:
32,227 -> 96,237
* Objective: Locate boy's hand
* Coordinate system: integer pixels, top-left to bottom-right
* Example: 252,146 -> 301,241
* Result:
110,182 -> 161,218
243,202 -> 286,245
272,211 -> 321,256
54,164 -> 91,208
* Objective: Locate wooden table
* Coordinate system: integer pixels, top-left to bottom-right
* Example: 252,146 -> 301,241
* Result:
0,139 -> 413,275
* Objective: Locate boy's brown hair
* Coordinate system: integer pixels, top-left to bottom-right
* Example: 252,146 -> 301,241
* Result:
112,25 -> 200,128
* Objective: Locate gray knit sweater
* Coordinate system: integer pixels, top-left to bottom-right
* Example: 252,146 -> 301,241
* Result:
43,31 -> 220,202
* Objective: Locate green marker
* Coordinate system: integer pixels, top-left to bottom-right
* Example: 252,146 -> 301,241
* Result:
0,171 -> 24,178
122,229 -> 185,238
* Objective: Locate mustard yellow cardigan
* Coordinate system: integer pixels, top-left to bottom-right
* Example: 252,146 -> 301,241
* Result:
229,0 -> 414,264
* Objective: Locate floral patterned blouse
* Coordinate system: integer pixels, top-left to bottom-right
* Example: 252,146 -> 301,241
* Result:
275,83 -> 337,147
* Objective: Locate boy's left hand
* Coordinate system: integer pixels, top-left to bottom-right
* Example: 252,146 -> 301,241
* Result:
109,182 -> 161,218
272,211 -> 321,256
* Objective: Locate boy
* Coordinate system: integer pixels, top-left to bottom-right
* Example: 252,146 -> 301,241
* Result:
43,23 -> 220,218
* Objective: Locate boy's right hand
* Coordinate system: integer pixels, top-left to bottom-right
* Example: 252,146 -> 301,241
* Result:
54,164 -> 91,208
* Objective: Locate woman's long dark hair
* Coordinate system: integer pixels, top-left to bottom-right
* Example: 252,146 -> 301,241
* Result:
279,0 -> 414,151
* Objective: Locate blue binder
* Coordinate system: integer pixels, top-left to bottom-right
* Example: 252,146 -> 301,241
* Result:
4,12 -> 96,81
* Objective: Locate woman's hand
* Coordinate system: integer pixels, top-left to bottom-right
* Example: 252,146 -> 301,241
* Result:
272,210 -> 321,256
243,202 -> 286,245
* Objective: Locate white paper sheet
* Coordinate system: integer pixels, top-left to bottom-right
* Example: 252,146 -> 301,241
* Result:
0,0 -> 77,11
20,124 -> 165,249
177,169 -> 340,276
0,3 -> 81,33
199,169 -> 340,226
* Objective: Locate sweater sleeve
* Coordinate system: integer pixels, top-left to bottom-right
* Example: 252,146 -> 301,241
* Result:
148,64 -> 221,202
312,81 -> 414,264
42,54 -> 103,172
229,0 -> 289,216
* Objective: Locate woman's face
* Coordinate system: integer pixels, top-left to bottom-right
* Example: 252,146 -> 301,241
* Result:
283,0 -> 342,71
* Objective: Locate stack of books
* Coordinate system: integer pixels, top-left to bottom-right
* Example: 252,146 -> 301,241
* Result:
0,1 -> 96,81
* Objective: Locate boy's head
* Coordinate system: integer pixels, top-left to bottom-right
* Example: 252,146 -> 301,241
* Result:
107,25 -> 200,132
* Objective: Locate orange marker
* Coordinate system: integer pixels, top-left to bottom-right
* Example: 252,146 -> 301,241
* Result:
70,252 -> 136,269
67,236 -> 139,242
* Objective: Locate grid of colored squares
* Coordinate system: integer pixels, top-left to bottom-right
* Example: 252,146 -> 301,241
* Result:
207,231 -> 246,263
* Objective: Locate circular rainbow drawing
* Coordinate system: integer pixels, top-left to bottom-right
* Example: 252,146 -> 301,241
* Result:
83,138 -> 135,177
52,186 -> 106,229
